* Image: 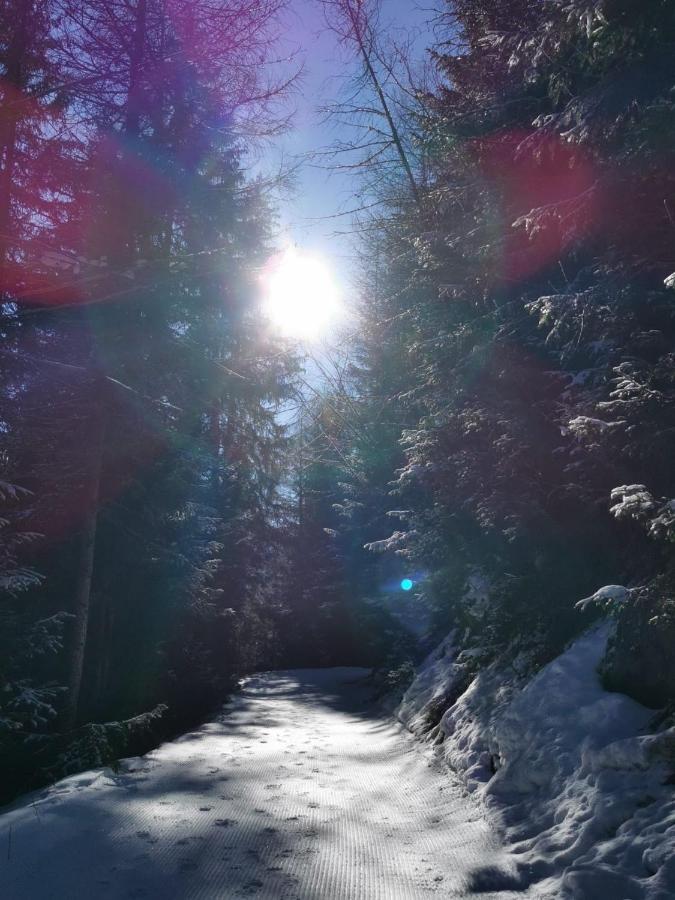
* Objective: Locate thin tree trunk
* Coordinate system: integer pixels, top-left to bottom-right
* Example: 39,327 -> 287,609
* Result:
297,411 -> 304,530
90,587 -> 113,715
345,4 -> 420,203
125,0 -> 147,140
110,0 -> 148,267
63,390 -> 105,730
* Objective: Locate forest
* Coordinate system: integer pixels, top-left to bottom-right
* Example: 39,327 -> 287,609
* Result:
1,1 -> 675,892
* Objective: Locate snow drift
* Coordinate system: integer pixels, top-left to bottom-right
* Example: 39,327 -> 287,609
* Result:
398,624 -> 675,898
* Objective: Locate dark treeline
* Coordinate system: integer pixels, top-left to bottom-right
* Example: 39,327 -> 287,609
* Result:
3,0 -> 675,804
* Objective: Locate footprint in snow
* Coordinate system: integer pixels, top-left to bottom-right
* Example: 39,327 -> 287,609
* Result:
214,818 -> 237,827
135,830 -> 158,844
178,859 -> 198,872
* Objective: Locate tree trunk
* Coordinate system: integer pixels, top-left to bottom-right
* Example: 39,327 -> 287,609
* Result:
62,389 -> 105,730
125,0 -> 148,140
345,3 -> 420,203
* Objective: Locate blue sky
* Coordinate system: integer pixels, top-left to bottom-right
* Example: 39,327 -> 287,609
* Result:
264,0 -> 435,294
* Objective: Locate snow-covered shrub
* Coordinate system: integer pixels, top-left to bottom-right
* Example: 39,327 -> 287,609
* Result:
44,704 -> 167,779
8,703 -> 169,796
599,576 -> 675,708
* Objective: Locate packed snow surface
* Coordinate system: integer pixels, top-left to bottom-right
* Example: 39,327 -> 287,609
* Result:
0,668 -> 520,899
399,625 -> 675,898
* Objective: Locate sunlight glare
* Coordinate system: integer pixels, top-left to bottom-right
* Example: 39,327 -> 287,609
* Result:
263,248 -> 342,340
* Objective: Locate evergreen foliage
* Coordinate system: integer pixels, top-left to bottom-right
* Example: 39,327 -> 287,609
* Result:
0,0 -> 303,802
322,0 -> 675,695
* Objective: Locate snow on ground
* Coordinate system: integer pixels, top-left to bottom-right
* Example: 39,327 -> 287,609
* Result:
0,667 -> 520,900
397,632 -> 462,736
398,625 -> 675,898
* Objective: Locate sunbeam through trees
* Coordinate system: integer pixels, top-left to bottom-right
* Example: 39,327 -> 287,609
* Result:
2,2 -> 675,897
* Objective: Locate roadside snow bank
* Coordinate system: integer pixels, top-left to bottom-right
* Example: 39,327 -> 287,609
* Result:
398,624 -> 675,898
397,632 -> 464,734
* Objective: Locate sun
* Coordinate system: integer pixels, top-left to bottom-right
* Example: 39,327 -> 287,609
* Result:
263,247 -> 342,341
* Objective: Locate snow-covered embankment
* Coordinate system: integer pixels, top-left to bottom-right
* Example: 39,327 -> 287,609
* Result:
398,625 -> 675,898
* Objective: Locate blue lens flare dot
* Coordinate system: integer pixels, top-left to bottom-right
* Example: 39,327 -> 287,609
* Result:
400,578 -> 413,591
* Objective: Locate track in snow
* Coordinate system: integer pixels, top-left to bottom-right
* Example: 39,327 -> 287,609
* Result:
0,668 -> 519,899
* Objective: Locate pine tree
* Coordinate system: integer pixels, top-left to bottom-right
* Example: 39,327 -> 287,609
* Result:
1,0 -> 299,794
332,0 -> 675,693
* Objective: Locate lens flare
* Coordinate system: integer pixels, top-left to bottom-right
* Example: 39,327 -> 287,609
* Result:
263,247 -> 342,340
400,578 -> 413,591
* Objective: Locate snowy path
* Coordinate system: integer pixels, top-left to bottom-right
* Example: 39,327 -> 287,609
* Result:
0,668 -> 516,899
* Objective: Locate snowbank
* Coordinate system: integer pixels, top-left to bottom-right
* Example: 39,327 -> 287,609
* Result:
398,624 -> 675,898
397,631 -> 464,734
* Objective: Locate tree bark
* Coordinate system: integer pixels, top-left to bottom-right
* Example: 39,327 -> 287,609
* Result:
62,385 -> 105,730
